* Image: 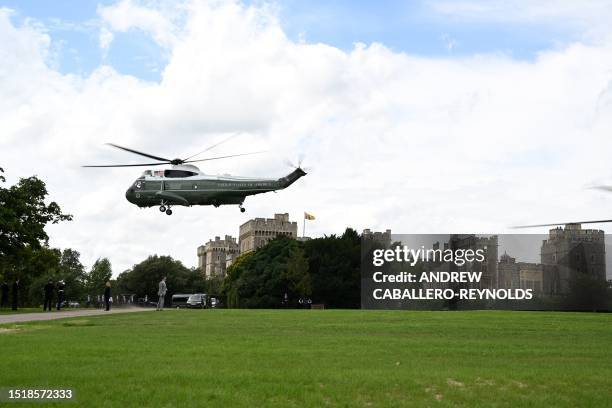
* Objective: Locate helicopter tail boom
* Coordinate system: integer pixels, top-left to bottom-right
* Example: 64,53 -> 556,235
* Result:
278,168 -> 307,189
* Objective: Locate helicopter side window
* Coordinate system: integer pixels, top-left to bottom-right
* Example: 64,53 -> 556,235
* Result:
164,170 -> 197,178
145,181 -> 162,190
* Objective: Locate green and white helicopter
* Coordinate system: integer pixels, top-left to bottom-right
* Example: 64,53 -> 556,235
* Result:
83,140 -> 306,215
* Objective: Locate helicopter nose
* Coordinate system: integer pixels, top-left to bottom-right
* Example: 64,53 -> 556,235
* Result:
125,188 -> 135,203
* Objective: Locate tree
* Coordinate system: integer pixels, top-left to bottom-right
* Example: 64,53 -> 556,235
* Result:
203,275 -> 223,296
304,228 -> 361,308
26,247 -> 86,305
0,169 -> 72,263
221,230 -> 362,309
115,255 -> 194,303
0,168 -> 75,306
284,246 -> 311,300
223,237 -> 312,308
87,258 -> 112,297
566,272 -> 610,311
25,247 -> 62,306
223,252 -> 255,308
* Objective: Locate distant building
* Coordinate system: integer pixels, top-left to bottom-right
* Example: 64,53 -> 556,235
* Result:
362,229 -> 392,247
447,234 -> 498,289
225,252 -> 237,269
519,263 -> 544,293
239,213 -> 298,253
197,235 -> 239,278
422,235 -> 498,291
498,252 -> 519,289
540,224 -> 606,294
498,253 -> 544,293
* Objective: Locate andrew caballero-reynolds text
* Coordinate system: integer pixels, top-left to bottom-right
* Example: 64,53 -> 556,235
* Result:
370,246 -> 533,301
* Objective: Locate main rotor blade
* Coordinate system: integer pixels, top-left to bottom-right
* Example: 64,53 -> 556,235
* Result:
106,143 -> 171,162
82,162 -> 170,168
183,133 -> 240,161
513,219 -> 612,229
590,185 -> 612,193
184,151 -> 266,164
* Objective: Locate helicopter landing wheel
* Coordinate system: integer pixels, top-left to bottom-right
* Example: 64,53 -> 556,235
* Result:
239,204 -> 246,213
166,209 -> 173,215
159,205 -> 166,212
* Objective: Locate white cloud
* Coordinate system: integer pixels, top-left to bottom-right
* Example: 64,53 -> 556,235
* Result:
97,0 -> 180,50
99,26 -> 114,53
429,0 -> 612,21
2,1 -> 612,277
428,0 -> 612,39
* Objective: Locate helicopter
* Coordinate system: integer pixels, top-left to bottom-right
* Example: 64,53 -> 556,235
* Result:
83,141 -> 307,215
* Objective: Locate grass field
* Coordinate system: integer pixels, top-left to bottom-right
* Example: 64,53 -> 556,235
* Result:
0,310 -> 611,407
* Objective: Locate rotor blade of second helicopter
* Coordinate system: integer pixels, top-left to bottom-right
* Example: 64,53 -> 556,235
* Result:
513,219 -> 612,228
590,185 -> 612,192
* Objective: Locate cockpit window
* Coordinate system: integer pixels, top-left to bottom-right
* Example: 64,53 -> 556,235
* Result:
141,170 -> 152,177
134,180 -> 144,190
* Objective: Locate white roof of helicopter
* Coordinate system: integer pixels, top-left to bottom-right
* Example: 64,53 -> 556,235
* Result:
140,164 -> 276,182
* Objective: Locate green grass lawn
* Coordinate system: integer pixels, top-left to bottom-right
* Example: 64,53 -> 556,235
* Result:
0,310 -> 610,407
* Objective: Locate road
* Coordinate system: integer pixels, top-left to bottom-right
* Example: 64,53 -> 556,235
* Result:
0,307 -> 154,325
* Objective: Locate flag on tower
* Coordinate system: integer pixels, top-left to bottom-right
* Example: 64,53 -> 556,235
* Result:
303,212 -> 315,238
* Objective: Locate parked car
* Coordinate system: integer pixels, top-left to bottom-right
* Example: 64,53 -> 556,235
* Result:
186,293 -> 207,309
209,297 -> 222,308
136,298 -> 158,308
171,294 -> 191,309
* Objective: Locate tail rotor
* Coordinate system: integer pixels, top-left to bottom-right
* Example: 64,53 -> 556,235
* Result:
285,154 -> 310,172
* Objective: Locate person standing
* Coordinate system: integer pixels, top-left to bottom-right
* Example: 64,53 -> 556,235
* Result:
56,280 -> 65,311
43,279 -> 54,311
104,281 -> 112,311
11,279 -> 19,311
0,281 -> 8,308
157,276 -> 167,311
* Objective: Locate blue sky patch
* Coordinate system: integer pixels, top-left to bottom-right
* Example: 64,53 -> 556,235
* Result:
1,0 -> 579,82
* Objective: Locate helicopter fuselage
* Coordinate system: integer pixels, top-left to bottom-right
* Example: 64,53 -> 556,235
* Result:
124,165 -> 306,212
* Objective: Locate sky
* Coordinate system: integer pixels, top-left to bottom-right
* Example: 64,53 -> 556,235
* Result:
1,0 -> 612,276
